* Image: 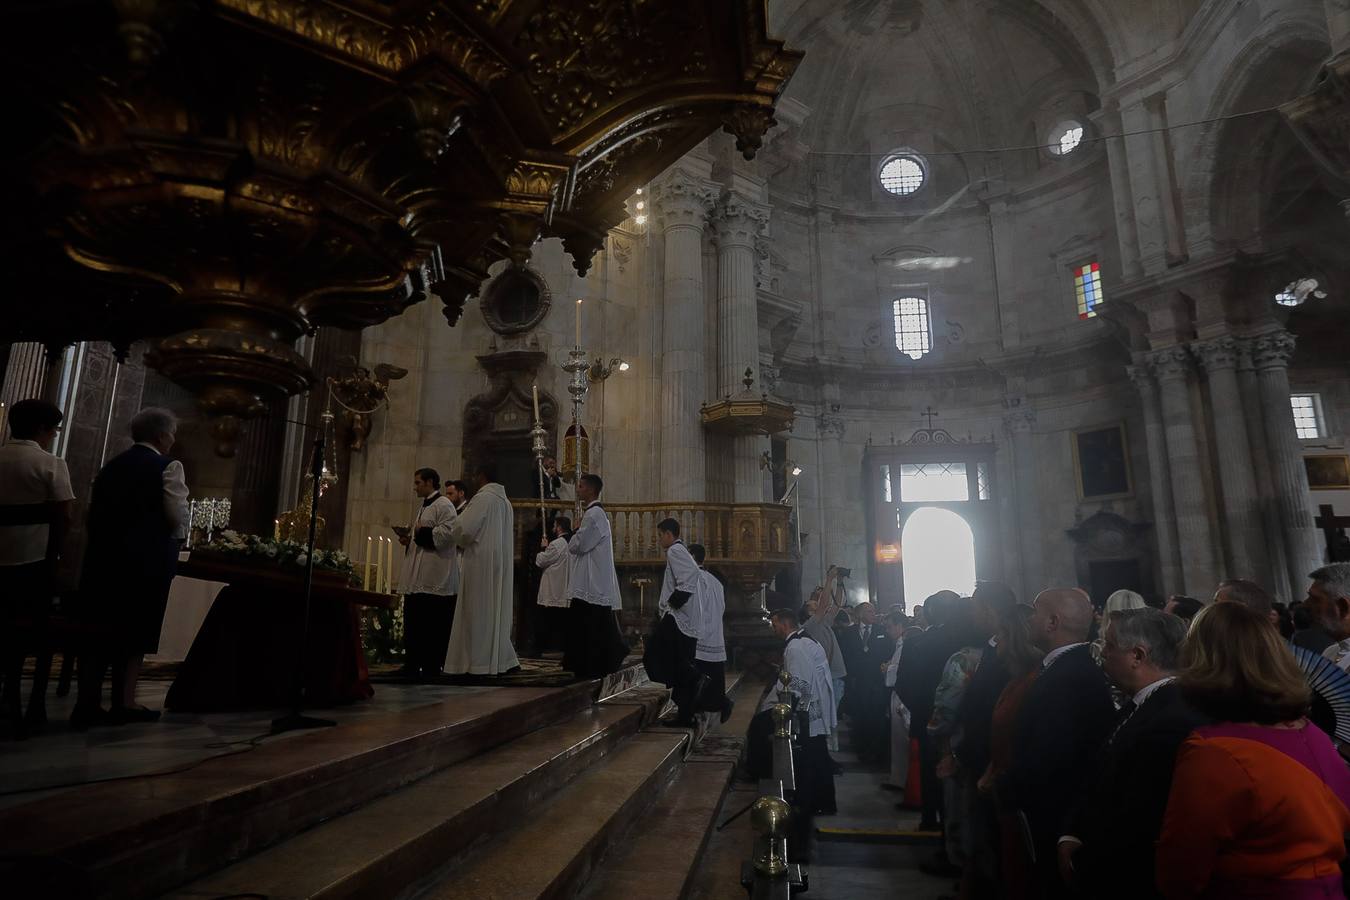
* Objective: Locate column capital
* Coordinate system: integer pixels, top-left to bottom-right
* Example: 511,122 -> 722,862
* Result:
1250,331 -> 1297,370
649,169 -> 718,230
1126,363 -> 1155,390
816,413 -> 846,440
1001,397 -> 1036,433
1194,335 -> 1244,372
711,194 -> 769,249
1147,344 -> 1194,382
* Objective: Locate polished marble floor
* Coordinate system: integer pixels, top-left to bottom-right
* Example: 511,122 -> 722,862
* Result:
0,677 -> 498,811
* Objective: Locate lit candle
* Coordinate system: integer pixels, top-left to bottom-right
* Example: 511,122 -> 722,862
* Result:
575,298 -> 582,348
364,536 -> 372,591
385,536 -> 395,593
532,383 -> 541,421
273,518 -> 280,541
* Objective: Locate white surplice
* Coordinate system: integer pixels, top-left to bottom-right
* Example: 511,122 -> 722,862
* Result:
398,494 -> 459,596
566,501 -> 621,609
695,568 -> 725,662
761,630 -> 836,737
444,482 -> 520,675
658,540 -> 703,638
534,535 -> 571,608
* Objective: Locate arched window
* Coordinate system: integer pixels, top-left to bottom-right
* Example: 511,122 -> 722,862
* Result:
901,507 -> 977,601
892,296 -> 932,360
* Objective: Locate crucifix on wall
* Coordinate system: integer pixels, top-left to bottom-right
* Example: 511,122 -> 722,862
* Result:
921,406 -> 939,429
1315,504 -> 1350,563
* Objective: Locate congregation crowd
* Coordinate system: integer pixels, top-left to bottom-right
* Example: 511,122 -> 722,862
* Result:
750,566 -> 1350,899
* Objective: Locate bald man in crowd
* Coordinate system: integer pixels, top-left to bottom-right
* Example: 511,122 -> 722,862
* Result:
998,588 -> 1115,898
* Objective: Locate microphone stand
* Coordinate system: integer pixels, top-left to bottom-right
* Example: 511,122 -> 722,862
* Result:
271,434 -> 337,735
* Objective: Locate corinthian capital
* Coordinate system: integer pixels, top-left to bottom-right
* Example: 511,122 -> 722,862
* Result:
1249,331 -> 1296,370
1194,336 -> 1243,372
1126,364 -> 1154,391
649,169 -> 718,230
1001,396 -> 1036,433
1147,344 -> 1194,382
711,195 -> 770,248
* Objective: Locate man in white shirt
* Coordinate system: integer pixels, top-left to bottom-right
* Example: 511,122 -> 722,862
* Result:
645,517 -> 706,726
540,456 -> 575,503
0,399 -> 75,730
563,473 -> 627,677
689,543 -> 733,723
1307,564 -> 1350,671
74,407 -> 190,728
397,467 -> 459,679
533,515 -> 572,654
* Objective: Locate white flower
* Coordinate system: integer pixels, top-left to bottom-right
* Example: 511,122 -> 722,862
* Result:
263,545 -> 278,558
295,554 -> 308,567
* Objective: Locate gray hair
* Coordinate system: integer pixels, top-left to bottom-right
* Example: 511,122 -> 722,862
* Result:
1109,607 -> 1187,672
1311,564 -> 1350,601
131,407 -> 178,443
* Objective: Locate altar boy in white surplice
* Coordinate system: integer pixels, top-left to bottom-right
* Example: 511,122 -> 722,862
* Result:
397,466 -> 459,678
444,464 -> 520,676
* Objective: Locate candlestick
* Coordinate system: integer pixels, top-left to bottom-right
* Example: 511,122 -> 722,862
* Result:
575,298 -> 582,348
378,537 -> 387,593
364,536 -> 372,591
274,518 -> 280,541
532,383 -> 541,421
386,536 -> 395,593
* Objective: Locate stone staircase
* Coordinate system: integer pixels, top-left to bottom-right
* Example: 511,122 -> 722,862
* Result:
2,665 -> 759,900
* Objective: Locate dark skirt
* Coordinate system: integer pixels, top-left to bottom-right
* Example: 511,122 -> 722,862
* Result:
74,577 -> 174,655
563,599 -> 628,678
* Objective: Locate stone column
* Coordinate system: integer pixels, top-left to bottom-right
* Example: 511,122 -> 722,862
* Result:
712,195 -> 769,503
1148,345 -> 1219,597
1095,105 -> 1143,280
1195,337 -> 1269,583
1127,363 -> 1183,595
650,170 -> 717,501
1327,1 -> 1349,55
1002,401 -> 1044,600
1251,331 -> 1323,597
1236,343 -> 1289,592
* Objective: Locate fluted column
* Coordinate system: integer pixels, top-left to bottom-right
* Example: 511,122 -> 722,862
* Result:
1148,345 -> 1219,597
1003,402 -> 1044,599
1251,331 -> 1323,597
1195,337 -> 1269,583
651,171 -> 717,501
712,195 -> 769,503
1237,343 -> 1289,591
1128,363 -> 1183,595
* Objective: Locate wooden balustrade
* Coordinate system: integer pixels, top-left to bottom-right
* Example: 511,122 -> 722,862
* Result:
509,499 -> 793,572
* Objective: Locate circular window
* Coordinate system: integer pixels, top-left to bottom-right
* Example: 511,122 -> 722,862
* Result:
879,154 -> 926,196
1275,277 -> 1326,307
1048,121 -> 1085,156
479,266 -> 552,335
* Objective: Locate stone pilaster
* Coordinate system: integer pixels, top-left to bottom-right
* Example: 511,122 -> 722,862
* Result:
1195,337 -> 1269,583
816,412 -> 847,576
650,169 -> 717,501
1002,400 -> 1044,600
1250,331 -> 1323,597
1127,363 -> 1183,595
712,194 -> 770,503
1147,345 -> 1219,597
1097,105 -> 1143,280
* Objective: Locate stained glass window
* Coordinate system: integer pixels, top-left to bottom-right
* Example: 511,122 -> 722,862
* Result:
1074,262 -> 1104,319
893,297 -> 932,360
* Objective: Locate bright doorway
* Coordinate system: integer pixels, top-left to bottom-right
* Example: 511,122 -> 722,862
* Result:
901,506 -> 977,603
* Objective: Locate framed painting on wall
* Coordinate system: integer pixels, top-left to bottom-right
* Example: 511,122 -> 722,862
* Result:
1305,455 -> 1350,490
1072,423 -> 1133,500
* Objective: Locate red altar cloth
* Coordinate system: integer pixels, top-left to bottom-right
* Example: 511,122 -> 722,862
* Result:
164,556 -> 393,712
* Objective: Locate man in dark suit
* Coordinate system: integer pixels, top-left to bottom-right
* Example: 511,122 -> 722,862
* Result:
1058,607 -> 1204,899
998,588 -> 1114,898
71,407 -> 188,728
896,589 -> 962,830
839,601 -> 895,764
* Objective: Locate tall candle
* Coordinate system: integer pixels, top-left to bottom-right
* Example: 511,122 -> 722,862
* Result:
385,536 -> 395,593
364,536 -> 372,591
575,298 -> 582,347
273,518 -> 280,541
532,383 -> 541,421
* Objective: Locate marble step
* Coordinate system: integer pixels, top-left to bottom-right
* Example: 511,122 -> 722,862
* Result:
580,673 -> 763,900
1,679 -> 605,900
166,702 -> 648,900
414,730 -> 689,900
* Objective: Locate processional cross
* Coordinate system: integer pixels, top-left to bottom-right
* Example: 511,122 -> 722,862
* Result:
1315,504 -> 1350,563
921,406 -> 939,429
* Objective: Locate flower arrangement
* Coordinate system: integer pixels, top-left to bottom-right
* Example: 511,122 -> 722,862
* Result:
203,530 -> 356,580
361,599 -> 406,666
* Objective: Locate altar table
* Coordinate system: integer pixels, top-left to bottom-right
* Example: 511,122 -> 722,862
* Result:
164,554 -> 395,712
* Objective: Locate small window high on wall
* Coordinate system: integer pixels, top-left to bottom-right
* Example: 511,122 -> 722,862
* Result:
893,296 -> 932,360
1291,393 -> 1325,439
1074,262 -> 1104,318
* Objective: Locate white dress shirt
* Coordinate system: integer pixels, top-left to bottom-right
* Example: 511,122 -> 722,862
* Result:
1042,640 -> 1089,670
535,535 -> 572,608
695,568 -> 725,662
659,540 -> 703,638
0,439 -> 75,565
566,501 -> 622,609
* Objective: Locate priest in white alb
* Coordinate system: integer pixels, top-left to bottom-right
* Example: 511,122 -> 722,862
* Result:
444,463 -> 520,676
563,473 -> 628,677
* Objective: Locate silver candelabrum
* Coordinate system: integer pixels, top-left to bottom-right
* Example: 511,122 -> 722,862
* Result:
562,347 -> 590,520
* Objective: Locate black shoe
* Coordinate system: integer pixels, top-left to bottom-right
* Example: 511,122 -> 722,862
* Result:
70,706 -> 110,731
659,713 -> 697,728
109,706 -> 161,724
720,697 -> 735,725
